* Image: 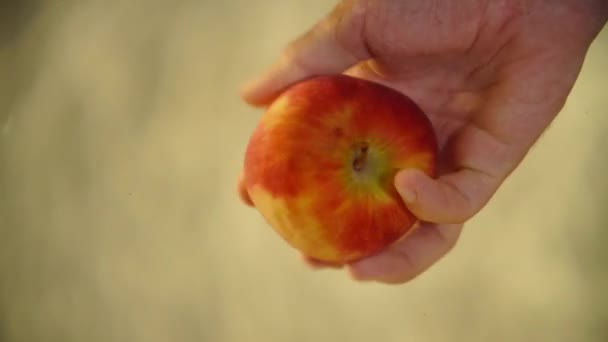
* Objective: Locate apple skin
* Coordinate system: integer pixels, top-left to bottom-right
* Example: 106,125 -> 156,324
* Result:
243,74 -> 438,263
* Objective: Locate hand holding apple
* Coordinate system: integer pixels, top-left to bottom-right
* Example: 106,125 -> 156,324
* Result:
239,0 -> 606,283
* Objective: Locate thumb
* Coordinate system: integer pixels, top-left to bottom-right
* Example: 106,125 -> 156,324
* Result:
395,168 -> 492,224
241,1 -> 371,106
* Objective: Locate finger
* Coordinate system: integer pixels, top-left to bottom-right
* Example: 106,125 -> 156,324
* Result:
394,168 -> 496,224
348,223 -> 462,284
393,63 -> 571,225
237,171 -> 254,207
240,0 -> 371,106
348,60 -> 501,225
345,67 -> 504,224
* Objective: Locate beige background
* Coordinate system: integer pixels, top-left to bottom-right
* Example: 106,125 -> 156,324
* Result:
0,1 -> 606,341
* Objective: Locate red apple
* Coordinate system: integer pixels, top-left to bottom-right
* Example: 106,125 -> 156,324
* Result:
243,75 -> 438,263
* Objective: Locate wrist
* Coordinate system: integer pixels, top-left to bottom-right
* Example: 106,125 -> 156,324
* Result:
597,0 -> 608,24
549,0 -> 608,44
580,0 -> 608,33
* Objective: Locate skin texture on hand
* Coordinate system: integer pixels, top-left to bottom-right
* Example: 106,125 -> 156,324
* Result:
238,0 -> 608,284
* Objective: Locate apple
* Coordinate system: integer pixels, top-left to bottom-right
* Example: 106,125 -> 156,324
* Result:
243,74 -> 438,263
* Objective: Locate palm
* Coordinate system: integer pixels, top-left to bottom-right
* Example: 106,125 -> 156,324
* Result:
240,0 -> 606,283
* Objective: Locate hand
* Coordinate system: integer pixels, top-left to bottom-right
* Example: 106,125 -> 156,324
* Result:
237,0 -> 607,284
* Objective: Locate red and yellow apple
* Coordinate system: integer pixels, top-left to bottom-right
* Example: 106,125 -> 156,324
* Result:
243,75 -> 438,263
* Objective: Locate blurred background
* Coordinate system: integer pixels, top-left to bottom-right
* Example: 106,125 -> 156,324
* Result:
0,1 -> 606,341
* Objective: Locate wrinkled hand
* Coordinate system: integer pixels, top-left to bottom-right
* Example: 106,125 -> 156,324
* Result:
238,0 -> 607,283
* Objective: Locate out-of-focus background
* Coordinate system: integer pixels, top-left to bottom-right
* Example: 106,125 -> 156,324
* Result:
0,1 -> 606,341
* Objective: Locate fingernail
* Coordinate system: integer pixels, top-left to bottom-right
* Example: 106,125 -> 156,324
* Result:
239,79 -> 259,96
348,262 -> 375,281
395,172 -> 416,203
399,187 -> 416,203
239,73 -> 268,96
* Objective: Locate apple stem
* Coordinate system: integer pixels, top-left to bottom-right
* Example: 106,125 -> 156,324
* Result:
352,142 -> 369,172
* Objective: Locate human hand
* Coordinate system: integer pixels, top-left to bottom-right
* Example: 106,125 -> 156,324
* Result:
238,0 -> 607,283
